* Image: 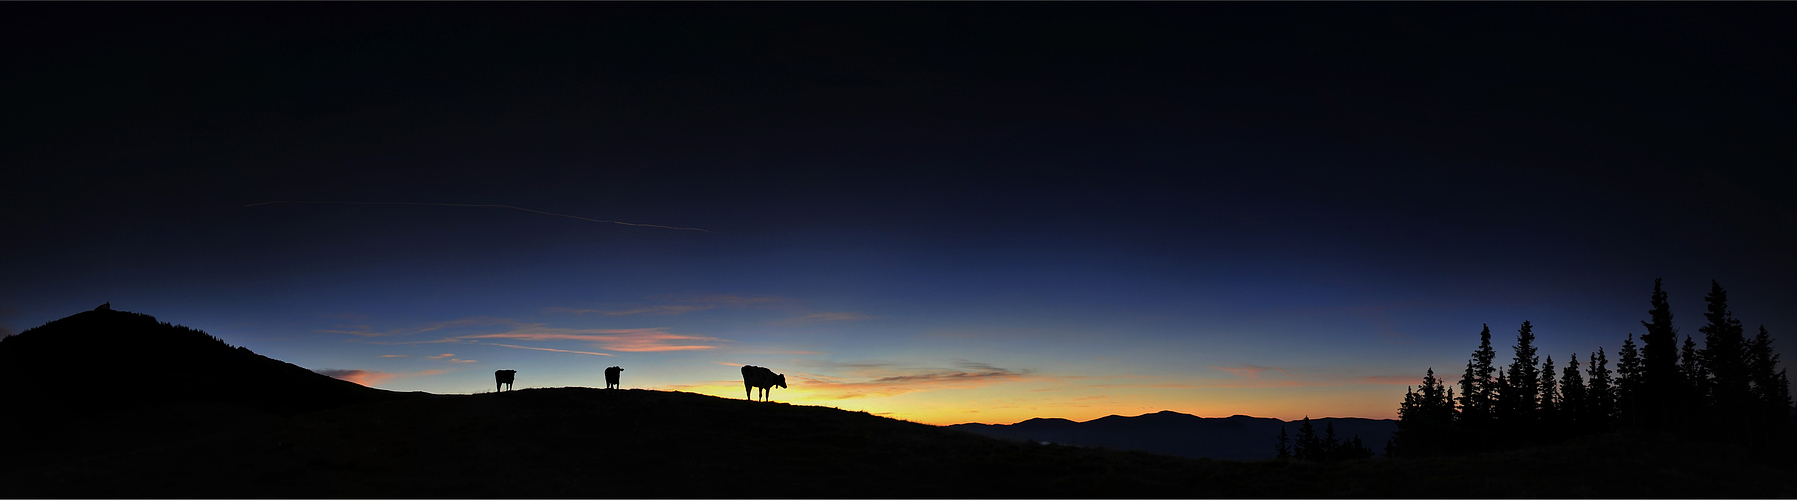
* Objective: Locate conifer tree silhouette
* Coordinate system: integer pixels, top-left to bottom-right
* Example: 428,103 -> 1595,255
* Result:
1501,321 -> 1541,434
1322,422 -> 1341,461
1539,355 -> 1560,427
1681,334 -> 1706,423
1588,347 -> 1617,429
1457,324 -> 1498,436
1640,279 -> 1683,431
1274,426 -> 1292,460
1617,333 -> 1643,428
1393,368 -> 1455,457
1698,281 -> 1752,434
1294,417 -> 1318,462
1746,325 -> 1793,431
1562,353 -> 1587,432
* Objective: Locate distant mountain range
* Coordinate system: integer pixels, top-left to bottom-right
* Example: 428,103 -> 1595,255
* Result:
948,411 -> 1396,461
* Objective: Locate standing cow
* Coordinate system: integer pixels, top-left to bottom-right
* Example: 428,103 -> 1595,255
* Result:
604,366 -> 623,389
495,369 -> 516,392
741,365 -> 787,401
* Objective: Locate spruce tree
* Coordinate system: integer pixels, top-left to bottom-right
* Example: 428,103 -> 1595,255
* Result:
1295,417 -> 1319,462
1698,280 -> 1751,432
1457,324 -> 1498,429
1617,333 -> 1643,427
1540,355 -> 1560,416
1394,368 -> 1456,457
1275,426 -> 1292,460
1349,435 -> 1372,460
1588,347 -> 1617,429
1681,334 -> 1707,412
1503,321 -> 1541,431
1322,422 -> 1341,461
1493,372 -> 1512,427
1562,353 -> 1587,432
1747,325 -> 1794,430
1640,279 -> 1682,430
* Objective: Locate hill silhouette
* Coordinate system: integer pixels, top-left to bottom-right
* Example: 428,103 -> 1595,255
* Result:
0,307 -> 415,479
949,411 -> 1395,461
2,308 -> 1794,497
0,307 -> 404,415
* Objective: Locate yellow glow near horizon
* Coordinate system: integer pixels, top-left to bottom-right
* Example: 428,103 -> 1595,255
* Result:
658,377 -> 1407,426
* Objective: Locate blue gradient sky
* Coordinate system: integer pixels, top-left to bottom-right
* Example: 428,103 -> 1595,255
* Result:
5,3 -> 1795,425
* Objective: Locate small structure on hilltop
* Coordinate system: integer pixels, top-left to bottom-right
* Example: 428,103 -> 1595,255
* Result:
95,302 -> 111,311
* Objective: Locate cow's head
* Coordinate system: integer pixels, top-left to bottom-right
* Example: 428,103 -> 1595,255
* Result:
775,374 -> 788,389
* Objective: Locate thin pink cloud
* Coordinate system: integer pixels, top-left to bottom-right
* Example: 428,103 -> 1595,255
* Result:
1209,364 -> 1292,379
315,369 -> 396,386
459,325 -> 726,352
314,368 -> 450,387
483,343 -> 614,356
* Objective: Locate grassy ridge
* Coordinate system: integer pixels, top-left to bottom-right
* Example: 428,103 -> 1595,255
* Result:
3,387 -> 1794,498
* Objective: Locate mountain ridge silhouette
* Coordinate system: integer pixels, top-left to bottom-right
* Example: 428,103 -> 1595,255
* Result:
949,411 -> 1396,461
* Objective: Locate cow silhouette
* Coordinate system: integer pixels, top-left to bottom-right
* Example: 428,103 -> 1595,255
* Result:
741,365 -> 787,401
604,366 -> 623,389
495,369 -> 516,392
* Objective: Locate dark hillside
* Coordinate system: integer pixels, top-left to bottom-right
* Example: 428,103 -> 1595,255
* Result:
0,307 -> 401,415
2,387 -> 1793,498
0,308 -> 414,479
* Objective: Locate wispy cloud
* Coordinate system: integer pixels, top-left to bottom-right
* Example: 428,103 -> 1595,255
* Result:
1209,364 -> 1292,379
313,368 -> 448,386
792,360 -> 1032,400
448,358 -> 477,363
483,343 -> 614,356
460,325 -> 728,352
545,305 -> 712,316
316,369 -> 395,386
244,200 -> 720,233
776,312 -> 878,325
427,353 -> 455,360
379,354 -> 409,358
546,294 -> 790,317
318,326 -> 411,338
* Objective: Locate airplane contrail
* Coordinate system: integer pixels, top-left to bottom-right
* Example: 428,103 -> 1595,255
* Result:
243,201 -> 721,234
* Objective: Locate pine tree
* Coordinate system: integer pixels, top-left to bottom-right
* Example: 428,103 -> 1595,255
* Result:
1457,324 -> 1498,430
1698,280 -> 1751,433
1349,435 -> 1372,460
1393,368 -> 1456,457
1640,279 -> 1682,430
1493,372 -> 1512,428
1322,422 -> 1341,461
1588,347 -> 1617,429
1540,355 -> 1560,417
1275,426 -> 1292,460
1502,321 -> 1541,431
1562,353 -> 1587,432
1681,334 -> 1707,414
1295,417 -> 1319,462
1617,333 -> 1643,428
1747,325 -> 1794,430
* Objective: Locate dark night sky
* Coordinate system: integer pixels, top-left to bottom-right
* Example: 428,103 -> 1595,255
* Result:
4,3 -> 1794,423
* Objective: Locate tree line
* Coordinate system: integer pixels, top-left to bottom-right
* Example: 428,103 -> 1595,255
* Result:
1386,279 -> 1794,458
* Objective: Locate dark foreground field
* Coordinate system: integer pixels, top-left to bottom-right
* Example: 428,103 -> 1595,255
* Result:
3,387 -> 1795,498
